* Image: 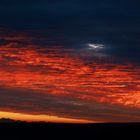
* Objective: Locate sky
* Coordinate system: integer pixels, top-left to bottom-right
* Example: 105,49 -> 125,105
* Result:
0,0 -> 140,123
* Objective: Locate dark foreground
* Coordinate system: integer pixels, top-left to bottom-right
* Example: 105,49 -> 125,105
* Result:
0,122 -> 140,139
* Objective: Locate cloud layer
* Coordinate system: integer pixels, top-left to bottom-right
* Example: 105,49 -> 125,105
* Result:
0,29 -> 140,122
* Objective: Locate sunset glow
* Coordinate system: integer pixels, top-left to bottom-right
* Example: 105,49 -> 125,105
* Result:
0,111 -> 94,123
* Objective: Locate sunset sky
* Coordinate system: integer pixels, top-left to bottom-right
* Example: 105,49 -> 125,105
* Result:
0,0 -> 140,123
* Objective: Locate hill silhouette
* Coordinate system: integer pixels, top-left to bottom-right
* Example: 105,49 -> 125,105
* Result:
0,118 -> 139,139
0,118 -> 26,123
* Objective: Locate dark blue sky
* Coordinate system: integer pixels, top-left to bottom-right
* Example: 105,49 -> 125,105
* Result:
0,0 -> 140,26
0,0 -> 140,62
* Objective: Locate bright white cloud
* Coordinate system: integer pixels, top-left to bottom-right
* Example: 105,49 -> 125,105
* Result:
88,43 -> 104,50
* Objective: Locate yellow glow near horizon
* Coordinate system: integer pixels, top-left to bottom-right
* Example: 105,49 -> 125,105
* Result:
0,111 -> 94,123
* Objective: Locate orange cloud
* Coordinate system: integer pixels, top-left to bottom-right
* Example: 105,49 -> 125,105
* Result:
0,29 -> 140,122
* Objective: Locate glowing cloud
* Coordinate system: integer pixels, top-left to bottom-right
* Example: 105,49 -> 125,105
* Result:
0,29 -> 140,123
